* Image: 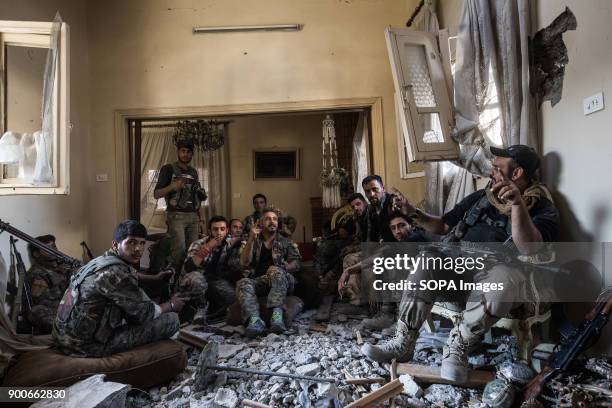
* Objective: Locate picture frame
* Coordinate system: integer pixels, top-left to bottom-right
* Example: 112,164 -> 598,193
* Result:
253,149 -> 300,180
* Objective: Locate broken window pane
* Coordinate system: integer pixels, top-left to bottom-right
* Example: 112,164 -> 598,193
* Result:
402,44 -> 437,108
420,113 -> 444,143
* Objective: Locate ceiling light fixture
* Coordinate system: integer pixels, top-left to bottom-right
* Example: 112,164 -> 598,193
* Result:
193,24 -> 302,34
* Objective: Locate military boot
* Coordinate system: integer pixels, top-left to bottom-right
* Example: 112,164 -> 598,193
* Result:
192,307 -> 207,325
441,304 -> 496,382
362,304 -> 395,330
269,307 -> 287,333
360,320 -> 419,363
245,315 -> 266,338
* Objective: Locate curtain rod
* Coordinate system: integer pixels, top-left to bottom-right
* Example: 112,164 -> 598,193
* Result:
193,24 -> 302,34
406,0 -> 425,27
134,120 -> 233,129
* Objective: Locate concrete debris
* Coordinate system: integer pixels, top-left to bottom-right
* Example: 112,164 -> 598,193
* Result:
139,304 -> 579,407
32,374 -> 130,408
399,374 -> 424,398
213,387 -> 238,408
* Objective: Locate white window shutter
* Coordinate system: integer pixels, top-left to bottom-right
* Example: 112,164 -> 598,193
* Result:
385,27 -> 458,162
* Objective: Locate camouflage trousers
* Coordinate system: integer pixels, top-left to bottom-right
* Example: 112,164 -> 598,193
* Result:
236,266 -> 295,321
167,211 -> 200,272
60,312 -> 180,357
26,304 -> 57,334
178,271 -> 236,309
398,260 -> 532,330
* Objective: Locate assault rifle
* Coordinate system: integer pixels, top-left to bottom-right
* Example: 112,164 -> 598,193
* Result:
0,219 -> 82,269
521,287 -> 612,404
9,236 -> 33,328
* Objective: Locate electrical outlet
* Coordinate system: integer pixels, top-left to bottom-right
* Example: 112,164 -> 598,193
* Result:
583,92 -> 604,115
96,174 -> 109,182
233,192 -> 241,199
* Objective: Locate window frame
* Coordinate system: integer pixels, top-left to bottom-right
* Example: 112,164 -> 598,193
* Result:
0,20 -> 70,195
385,26 -> 458,163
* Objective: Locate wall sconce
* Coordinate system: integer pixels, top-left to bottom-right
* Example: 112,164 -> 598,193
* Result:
193,24 -> 302,34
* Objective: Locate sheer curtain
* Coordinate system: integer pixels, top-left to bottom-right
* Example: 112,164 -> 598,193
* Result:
352,112 -> 369,194
139,124 -> 229,234
420,0 -> 536,215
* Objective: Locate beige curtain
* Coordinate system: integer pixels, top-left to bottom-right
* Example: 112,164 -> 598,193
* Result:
139,124 -> 229,234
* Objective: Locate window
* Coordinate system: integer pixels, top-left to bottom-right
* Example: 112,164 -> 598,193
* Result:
0,20 -> 70,194
386,27 -> 458,163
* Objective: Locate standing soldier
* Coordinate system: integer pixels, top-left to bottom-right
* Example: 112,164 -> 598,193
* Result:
24,235 -> 73,334
242,193 -> 267,239
237,208 -> 301,337
154,139 -> 207,273
53,220 -> 186,357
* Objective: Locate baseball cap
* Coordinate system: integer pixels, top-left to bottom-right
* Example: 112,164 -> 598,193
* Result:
490,144 -> 540,176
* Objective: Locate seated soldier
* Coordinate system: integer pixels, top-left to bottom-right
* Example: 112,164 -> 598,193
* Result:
229,218 -> 244,239
53,220 -> 186,357
361,145 -> 559,382
179,215 -> 242,324
237,207 -> 302,337
24,235 -> 74,334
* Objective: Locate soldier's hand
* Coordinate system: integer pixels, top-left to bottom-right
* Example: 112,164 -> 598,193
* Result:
338,271 -> 348,296
155,269 -> 174,281
169,294 -> 187,312
389,187 -> 416,215
249,224 -> 262,240
171,178 -> 187,191
490,167 -> 522,205
206,235 -> 224,250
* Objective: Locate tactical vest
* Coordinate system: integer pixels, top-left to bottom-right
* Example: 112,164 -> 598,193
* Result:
56,255 -> 125,324
165,163 -> 206,212
443,195 -> 512,243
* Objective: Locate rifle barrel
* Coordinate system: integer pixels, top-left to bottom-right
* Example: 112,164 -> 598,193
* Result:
0,219 -> 81,268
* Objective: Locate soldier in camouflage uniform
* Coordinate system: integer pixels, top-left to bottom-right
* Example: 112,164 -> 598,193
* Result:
237,208 -> 302,337
53,220 -> 186,357
241,193 -> 267,239
179,215 -> 242,324
24,235 -> 74,334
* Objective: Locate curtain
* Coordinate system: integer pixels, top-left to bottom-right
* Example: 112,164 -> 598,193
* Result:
139,124 -> 229,234
352,112 -> 369,194
422,0 -> 535,214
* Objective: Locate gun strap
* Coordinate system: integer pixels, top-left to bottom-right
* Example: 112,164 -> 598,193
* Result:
70,255 -> 126,290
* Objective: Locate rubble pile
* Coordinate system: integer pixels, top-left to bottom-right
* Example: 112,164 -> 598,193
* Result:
121,305 -> 610,408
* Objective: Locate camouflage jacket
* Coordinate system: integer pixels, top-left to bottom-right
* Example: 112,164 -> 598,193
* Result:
183,235 -> 241,280
53,250 -> 156,356
26,261 -> 72,310
240,234 -> 302,278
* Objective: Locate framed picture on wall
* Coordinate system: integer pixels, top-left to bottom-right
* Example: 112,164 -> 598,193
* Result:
253,149 -> 300,180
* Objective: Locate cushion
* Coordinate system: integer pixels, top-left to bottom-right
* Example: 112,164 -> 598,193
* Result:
227,295 -> 304,326
2,340 -> 186,389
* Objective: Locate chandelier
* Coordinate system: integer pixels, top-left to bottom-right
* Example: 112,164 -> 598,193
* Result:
173,119 -> 224,151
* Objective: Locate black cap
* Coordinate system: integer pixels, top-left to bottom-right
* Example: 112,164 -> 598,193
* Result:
176,139 -> 194,151
490,144 -> 540,176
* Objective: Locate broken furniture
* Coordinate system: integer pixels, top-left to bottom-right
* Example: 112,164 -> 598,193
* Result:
397,363 -> 495,388
2,340 -> 186,389
345,378 -> 404,408
30,374 -> 130,408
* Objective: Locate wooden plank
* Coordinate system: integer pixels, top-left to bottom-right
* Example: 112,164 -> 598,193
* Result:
355,330 -> 363,345
178,329 -> 208,349
345,378 -> 404,408
345,377 -> 386,386
343,369 -> 367,393
396,363 -> 494,388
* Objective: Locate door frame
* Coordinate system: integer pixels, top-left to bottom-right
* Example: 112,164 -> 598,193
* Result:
113,97 -> 385,221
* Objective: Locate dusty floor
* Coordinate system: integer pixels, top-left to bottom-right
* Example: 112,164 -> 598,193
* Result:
125,303 -> 611,408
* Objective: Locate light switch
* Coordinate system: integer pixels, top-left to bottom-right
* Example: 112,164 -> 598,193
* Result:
233,193 -> 241,199
583,92 -> 604,115
96,174 -> 109,182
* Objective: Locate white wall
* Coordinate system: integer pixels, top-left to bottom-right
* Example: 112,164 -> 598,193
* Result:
0,0 -> 90,267
85,0 -> 424,253
228,113 -> 325,243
